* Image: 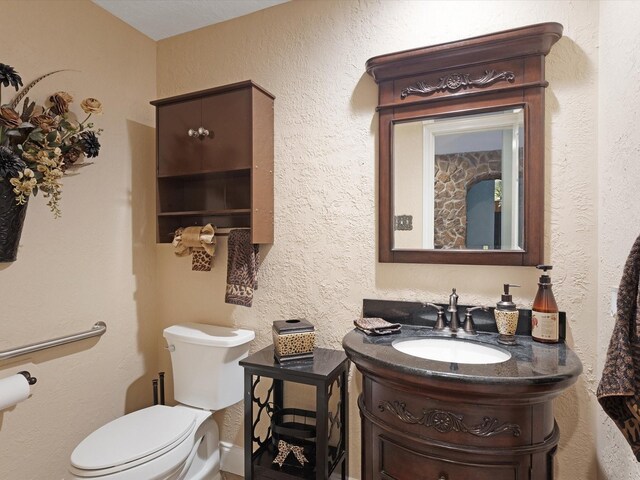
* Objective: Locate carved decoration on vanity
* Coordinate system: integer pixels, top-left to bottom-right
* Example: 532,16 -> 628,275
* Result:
400,70 -> 516,99
378,400 -> 521,438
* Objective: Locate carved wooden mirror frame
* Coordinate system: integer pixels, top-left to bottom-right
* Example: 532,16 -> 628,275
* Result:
367,23 -> 563,265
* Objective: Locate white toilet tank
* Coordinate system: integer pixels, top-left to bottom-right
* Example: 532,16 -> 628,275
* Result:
163,323 -> 255,411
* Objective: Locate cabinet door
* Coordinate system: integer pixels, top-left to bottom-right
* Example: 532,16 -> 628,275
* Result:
200,88 -> 252,172
158,98 -> 202,176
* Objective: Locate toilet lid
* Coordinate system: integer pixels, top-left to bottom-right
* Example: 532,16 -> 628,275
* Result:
71,405 -> 196,470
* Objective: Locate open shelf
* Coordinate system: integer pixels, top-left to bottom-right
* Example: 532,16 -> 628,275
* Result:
158,171 -> 250,213
158,209 -> 251,217
157,167 -> 251,179
156,169 -> 252,242
158,213 -> 251,243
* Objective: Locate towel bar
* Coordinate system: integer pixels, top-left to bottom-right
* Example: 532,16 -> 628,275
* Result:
0,322 -> 107,361
167,227 -> 250,238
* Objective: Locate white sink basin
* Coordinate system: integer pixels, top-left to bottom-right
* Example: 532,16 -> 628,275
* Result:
392,337 -> 511,364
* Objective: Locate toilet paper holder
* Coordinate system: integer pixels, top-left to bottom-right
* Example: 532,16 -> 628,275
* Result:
18,371 -> 37,385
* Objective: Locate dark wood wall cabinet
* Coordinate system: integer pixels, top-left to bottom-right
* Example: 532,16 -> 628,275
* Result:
151,80 -> 274,244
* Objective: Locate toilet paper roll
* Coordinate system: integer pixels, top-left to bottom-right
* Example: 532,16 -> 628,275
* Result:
0,374 -> 31,411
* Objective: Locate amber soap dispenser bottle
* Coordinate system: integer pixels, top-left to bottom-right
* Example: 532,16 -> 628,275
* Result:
532,265 -> 559,343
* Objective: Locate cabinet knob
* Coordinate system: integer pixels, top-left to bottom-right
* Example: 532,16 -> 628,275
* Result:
438,475 -> 448,480
187,127 -> 210,138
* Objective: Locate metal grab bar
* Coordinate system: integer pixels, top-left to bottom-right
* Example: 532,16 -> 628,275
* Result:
0,322 -> 107,361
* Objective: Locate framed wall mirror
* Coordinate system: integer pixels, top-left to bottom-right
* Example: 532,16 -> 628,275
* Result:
394,108 -> 525,252
367,23 -> 563,265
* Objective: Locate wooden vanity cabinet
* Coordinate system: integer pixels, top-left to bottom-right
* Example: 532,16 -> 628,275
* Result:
359,369 -> 561,480
344,304 -> 582,480
367,425 -> 531,480
151,81 -> 274,244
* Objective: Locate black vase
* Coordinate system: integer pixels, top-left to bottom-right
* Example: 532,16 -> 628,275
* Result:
0,178 -> 28,262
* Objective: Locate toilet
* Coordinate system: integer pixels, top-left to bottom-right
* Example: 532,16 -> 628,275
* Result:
69,323 -> 255,480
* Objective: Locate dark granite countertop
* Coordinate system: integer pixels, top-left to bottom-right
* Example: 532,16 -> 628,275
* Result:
342,326 -> 583,387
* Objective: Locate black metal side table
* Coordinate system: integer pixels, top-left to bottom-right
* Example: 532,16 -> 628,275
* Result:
240,346 -> 349,480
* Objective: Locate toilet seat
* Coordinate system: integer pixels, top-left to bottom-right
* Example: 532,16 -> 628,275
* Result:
70,405 -> 203,478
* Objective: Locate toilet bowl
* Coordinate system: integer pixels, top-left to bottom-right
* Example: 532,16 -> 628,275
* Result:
69,405 -> 216,480
69,323 -> 255,480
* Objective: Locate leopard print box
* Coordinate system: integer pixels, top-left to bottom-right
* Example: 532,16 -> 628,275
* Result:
272,319 -> 316,362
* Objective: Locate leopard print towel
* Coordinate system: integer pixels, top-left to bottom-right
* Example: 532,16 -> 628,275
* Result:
172,224 -> 216,271
598,233 -> 640,461
225,229 -> 259,307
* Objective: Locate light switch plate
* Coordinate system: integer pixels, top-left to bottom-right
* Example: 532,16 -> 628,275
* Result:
394,215 -> 413,231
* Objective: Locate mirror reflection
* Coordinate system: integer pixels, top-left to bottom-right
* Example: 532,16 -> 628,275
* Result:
393,109 -> 524,251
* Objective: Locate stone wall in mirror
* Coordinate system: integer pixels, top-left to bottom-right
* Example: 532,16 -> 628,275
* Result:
367,23 -> 563,265
393,109 -> 524,252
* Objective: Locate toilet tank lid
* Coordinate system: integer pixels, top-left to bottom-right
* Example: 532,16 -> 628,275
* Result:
163,322 -> 255,347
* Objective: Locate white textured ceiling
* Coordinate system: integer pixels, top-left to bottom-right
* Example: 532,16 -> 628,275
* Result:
92,0 -> 288,41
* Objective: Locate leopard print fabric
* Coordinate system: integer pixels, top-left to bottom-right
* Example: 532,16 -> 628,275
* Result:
597,233 -> 640,460
191,249 -> 213,271
274,331 -> 316,357
272,440 -> 308,467
172,225 -> 216,272
225,229 -> 259,307
354,317 -> 401,335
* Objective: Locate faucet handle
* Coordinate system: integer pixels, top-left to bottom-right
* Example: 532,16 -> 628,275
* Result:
467,305 -> 488,314
422,303 -> 447,330
462,306 -> 488,335
434,310 -> 447,330
423,302 -> 443,312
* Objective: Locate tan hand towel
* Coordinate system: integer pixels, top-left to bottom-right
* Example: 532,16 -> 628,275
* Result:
172,224 -> 216,271
225,229 -> 259,307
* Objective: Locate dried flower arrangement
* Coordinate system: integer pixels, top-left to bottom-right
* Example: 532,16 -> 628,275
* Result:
0,63 -> 103,217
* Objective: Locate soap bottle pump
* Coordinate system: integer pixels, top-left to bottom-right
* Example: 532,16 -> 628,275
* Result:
495,283 -> 520,345
532,265 -> 559,343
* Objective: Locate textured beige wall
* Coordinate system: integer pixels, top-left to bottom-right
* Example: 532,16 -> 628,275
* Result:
597,1 -> 640,479
0,1 -> 157,478
157,1 -> 600,478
